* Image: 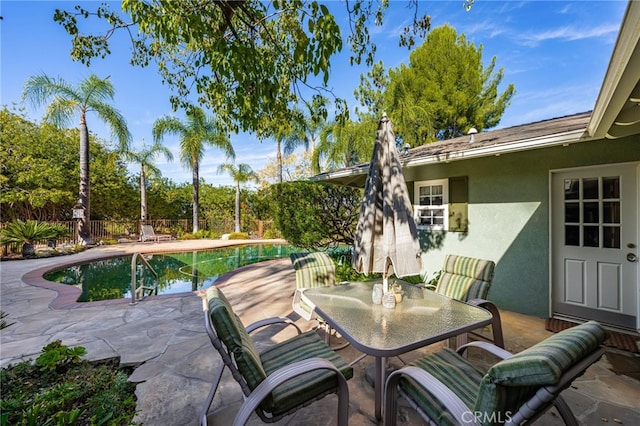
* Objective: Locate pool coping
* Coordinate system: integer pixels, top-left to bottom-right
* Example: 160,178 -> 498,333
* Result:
20,239 -> 291,310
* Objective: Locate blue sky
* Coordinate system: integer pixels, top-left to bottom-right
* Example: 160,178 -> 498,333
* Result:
0,1 -> 628,187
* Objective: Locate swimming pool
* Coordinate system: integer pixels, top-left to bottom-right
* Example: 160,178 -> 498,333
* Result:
44,244 -> 301,302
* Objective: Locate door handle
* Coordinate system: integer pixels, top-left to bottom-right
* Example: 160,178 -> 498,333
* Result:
627,253 -> 638,262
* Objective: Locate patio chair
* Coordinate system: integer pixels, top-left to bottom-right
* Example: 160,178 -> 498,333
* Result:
384,320 -> 607,426
200,286 -> 352,426
140,225 -> 172,242
425,254 -> 504,348
290,252 -> 348,350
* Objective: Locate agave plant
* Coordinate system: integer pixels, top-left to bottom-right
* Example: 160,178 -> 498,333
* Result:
0,220 -> 69,257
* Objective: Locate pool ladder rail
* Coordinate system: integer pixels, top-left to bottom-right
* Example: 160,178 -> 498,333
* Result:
130,252 -> 159,305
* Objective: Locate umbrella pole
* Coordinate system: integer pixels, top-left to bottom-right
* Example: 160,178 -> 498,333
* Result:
383,275 -> 389,293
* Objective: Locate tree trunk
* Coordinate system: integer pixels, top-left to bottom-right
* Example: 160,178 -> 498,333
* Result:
140,164 -> 147,225
78,114 -> 93,245
192,159 -> 199,233
277,139 -> 283,184
235,183 -> 241,232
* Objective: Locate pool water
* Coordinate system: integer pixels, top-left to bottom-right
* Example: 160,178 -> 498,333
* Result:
44,244 -> 301,302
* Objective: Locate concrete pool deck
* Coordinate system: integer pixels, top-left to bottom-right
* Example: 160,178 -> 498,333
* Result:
1,239 -> 639,425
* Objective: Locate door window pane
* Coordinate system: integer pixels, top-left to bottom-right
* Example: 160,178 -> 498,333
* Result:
602,177 -> 620,198
583,226 -> 599,247
565,203 -> 579,223
564,179 -> 579,200
603,226 -> 620,249
583,202 -> 599,223
603,202 -> 620,224
583,178 -> 599,199
565,225 -> 579,246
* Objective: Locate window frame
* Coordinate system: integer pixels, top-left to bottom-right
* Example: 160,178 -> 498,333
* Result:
413,179 -> 449,230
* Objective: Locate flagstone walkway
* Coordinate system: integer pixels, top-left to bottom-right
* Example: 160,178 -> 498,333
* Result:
1,240 -> 639,425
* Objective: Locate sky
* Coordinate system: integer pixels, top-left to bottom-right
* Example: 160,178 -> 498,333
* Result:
0,1 -> 629,187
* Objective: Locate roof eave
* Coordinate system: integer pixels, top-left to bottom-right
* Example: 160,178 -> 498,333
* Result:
404,128 -> 590,169
587,0 -> 640,139
313,128 -> 590,187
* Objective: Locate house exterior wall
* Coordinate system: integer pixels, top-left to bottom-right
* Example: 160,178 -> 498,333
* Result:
404,135 -> 639,317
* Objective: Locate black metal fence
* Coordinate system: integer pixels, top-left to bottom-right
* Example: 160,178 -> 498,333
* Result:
0,219 -> 276,256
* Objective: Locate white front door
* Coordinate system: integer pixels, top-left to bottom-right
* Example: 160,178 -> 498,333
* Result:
551,163 -> 639,330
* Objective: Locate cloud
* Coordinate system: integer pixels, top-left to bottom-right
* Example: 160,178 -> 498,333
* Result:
518,23 -> 620,47
463,20 -> 508,39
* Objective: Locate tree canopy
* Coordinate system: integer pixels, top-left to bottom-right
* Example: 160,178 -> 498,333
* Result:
383,24 -> 515,145
53,0 -> 434,137
0,107 -> 136,222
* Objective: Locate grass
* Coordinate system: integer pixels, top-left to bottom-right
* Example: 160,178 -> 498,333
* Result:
0,340 -> 137,426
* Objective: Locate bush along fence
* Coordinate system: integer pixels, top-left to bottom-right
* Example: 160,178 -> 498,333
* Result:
0,219 -> 277,256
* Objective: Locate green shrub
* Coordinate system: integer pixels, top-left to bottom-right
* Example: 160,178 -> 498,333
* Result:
1,341 -> 137,425
325,247 -> 424,284
178,232 -> 198,240
273,181 -> 360,249
227,232 -> 249,240
178,230 -> 219,240
194,230 -> 218,239
35,340 -> 86,374
262,228 -> 282,239
0,220 -> 70,258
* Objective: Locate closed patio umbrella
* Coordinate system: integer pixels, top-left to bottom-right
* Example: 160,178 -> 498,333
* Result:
352,114 -> 421,293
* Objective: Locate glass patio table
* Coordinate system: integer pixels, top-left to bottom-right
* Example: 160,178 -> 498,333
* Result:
301,278 -> 493,420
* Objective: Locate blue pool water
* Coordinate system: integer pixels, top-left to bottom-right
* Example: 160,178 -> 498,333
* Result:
44,244 -> 300,302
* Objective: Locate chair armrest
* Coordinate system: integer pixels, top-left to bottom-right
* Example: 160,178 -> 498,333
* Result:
385,366 -> 480,425
467,298 -> 495,309
466,298 -> 505,348
415,283 -> 436,291
246,317 -> 302,335
456,341 -> 513,360
232,357 -> 350,426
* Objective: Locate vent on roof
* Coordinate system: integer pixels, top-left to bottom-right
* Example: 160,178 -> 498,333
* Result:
468,127 -> 478,143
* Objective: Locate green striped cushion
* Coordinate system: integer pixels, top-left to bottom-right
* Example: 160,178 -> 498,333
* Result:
486,321 -> 606,386
290,252 -> 336,289
205,287 -> 267,390
260,331 -> 354,415
399,347 -> 484,426
436,255 -> 495,301
206,286 -> 353,416
475,321 -> 607,418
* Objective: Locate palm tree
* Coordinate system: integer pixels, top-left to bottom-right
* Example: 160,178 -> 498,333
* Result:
271,120 -> 295,184
121,139 -> 174,226
22,74 -> 131,245
314,118 -> 376,171
153,108 -> 234,232
217,163 -> 258,232
283,99 -> 327,175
